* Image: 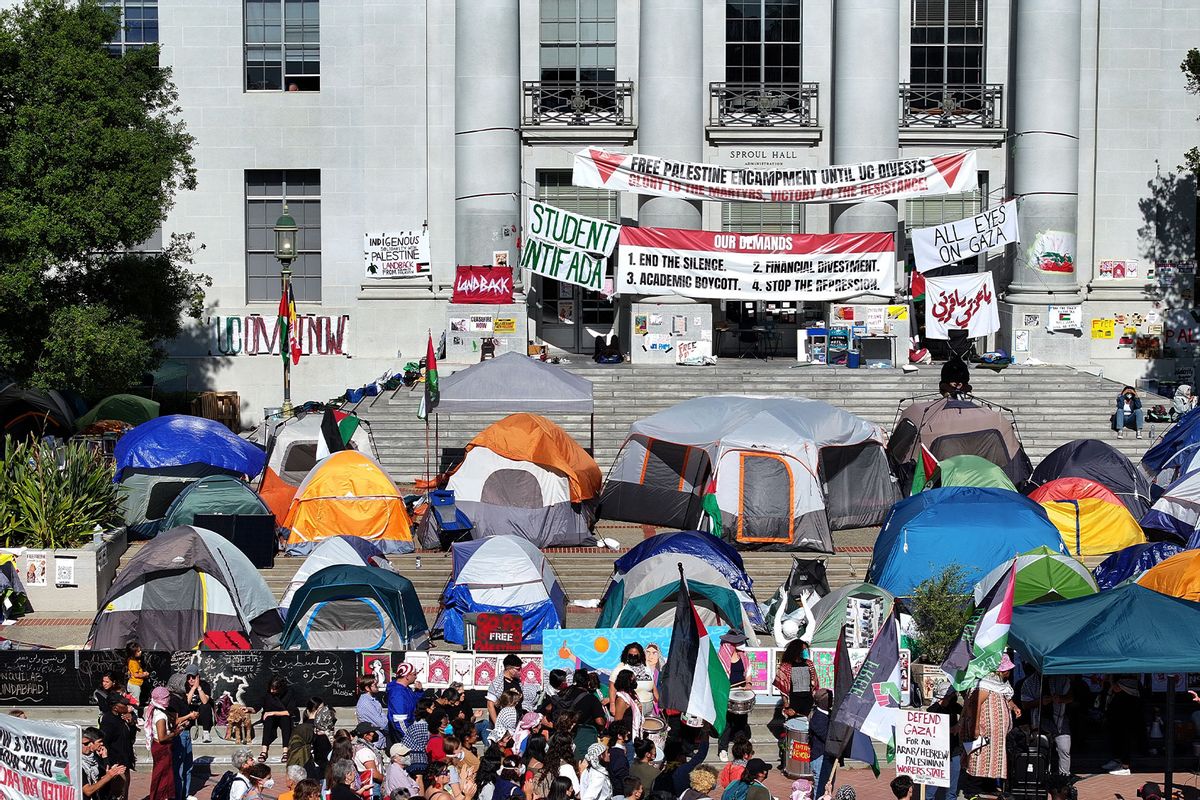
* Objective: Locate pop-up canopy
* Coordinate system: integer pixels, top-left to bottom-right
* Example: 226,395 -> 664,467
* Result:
436,353 -> 594,415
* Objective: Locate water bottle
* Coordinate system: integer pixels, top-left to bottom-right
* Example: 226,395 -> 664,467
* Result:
415,556 -> 422,569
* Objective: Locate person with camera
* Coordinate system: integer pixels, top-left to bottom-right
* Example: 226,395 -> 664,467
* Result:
1116,386 -> 1144,439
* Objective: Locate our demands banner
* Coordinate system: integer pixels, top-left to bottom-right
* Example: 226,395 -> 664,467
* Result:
911,199 -> 1019,272
521,199 -> 618,292
575,147 -> 977,204
0,715 -> 81,800
618,227 -> 896,301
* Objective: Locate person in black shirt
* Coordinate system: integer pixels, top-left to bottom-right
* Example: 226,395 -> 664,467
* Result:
82,726 -> 126,800
98,700 -> 136,800
926,683 -> 963,800
558,670 -> 606,754
259,676 -> 295,763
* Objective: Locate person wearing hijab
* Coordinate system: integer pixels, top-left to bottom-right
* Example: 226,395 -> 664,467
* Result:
166,672 -> 200,800
145,686 -> 181,799
717,632 -> 751,763
960,652 -> 1021,795
578,742 -> 612,800
1174,385 -> 1195,417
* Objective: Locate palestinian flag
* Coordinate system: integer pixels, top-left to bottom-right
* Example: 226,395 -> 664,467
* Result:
943,560 -> 1016,691
316,408 -> 360,460
910,444 -> 939,494
829,610 -> 902,753
910,270 -> 926,303
278,283 -> 301,365
825,625 -> 880,775
658,573 -> 731,734
700,478 -> 723,537
418,332 -> 440,420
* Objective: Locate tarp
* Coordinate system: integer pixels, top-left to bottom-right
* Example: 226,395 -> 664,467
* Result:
1093,542 -> 1186,590
280,563 -> 428,651
1029,439 -> 1151,518
76,393 -> 160,429
280,535 -> 394,614
0,384 -> 75,439
1141,468 -> 1200,543
436,353 -> 594,414
1010,583 -> 1200,674
867,486 -> 1065,596
114,415 -> 266,481
1143,407 -> 1200,474
461,413 -> 601,502
1040,498 -> 1146,556
1137,549 -> 1200,601
972,546 -> 1097,606
159,474 -> 272,531
928,454 -> 1017,491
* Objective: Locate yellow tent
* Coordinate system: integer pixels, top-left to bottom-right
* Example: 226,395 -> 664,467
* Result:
1039,497 -> 1146,556
1138,549 -> 1200,601
283,451 -> 414,555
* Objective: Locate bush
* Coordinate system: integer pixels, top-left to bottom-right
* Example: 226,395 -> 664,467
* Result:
908,564 -> 973,664
0,438 -> 122,549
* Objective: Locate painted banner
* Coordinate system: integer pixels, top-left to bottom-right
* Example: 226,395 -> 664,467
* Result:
0,714 -> 81,800
209,315 -> 350,357
911,200 -> 1019,272
522,199 -> 618,292
618,227 -> 896,301
924,273 -> 1000,339
451,266 -> 514,304
574,147 -> 977,204
895,710 -> 951,787
364,231 -> 430,278
543,627 -> 725,684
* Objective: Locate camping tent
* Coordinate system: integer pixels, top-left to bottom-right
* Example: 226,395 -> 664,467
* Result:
159,474 -> 272,531
601,396 -> 898,552
1038,498 -> 1146,556
1093,542 -> 1186,590
114,415 -> 266,481
1143,407 -> 1200,475
0,384 -> 75,439
1141,468 -> 1200,543
88,525 -> 283,650
1151,442 -> 1200,490
280,564 -> 428,651
283,451 -> 414,555
972,546 -> 1098,606
437,536 -> 567,645
887,397 -> 1032,492
1028,439 -> 1151,518
866,487 -> 1065,596
1137,549 -> 1200,601
280,535 -> 394,614
805,581 -> 895,649
428,413 -> 601,548
926,454 -> 1017,491
76,394 -> 160,430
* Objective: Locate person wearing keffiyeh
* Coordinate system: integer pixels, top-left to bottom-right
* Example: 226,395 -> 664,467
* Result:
717,632 -> 752,762
579,742 -> 612,800
773,640 -> 820,716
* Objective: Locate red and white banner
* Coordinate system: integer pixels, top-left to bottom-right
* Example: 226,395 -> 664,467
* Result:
575,148 -> 977,204
618,227 -> 895,301
451,266 -> 513,304
924,273 -> 1000,340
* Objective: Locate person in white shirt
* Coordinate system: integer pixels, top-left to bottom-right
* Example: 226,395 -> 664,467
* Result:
578,743 -> 612,800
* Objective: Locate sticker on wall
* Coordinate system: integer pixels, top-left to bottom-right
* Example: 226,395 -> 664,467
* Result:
492,250 -> 509,268
634,315 -> 648,336
558,302 -> 574,324
493,317 -> 517,335
450,318 -> 468,332
1028,231 -> 1076,274
1023,314 -> 1041,328
1014,330 -> 1030,352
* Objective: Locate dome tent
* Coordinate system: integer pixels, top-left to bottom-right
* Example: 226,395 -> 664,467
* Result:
159,474 -> 272,532
280,535 -> 394,615
972,546 -> 1098,606
1143,407 -> 1200,475
1138,549 -> 1200,601
76,393 -> 160,430
606,530 -> 757,611
1028,438 -> 1151,519
804,581 -> 895,649
1141,468 -> 1200,543
1093,541 -> 1186,590
0,384 -> 75,439
926,454 -> 1017,491
281,564 -> 428,651
114,415 -> 266,481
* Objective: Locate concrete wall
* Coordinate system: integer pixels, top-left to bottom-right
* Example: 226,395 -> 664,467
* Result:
5,530 -> 127,616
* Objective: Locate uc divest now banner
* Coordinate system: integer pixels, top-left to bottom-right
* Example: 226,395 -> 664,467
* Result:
618,227 -> 896,301
924,272 -> 1000,339
575,147 -> 977,204
911,200 -> 1019,272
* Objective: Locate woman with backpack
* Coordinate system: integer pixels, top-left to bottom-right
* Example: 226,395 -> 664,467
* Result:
719,758 -> 770,800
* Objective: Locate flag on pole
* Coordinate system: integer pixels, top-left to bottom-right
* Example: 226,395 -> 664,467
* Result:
277,283 -> 301,365
315,408 -> 361,461
828,610 -> 902,755
658,568 -> 731,734
942,560 -> 1016,691
825,625 -> 880,775
418,332 -> 440,420
910,444 -> 939,494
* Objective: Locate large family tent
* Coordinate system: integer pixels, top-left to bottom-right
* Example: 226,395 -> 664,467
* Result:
1036,497 -> 1146,556
602,530 -> 762,629
1143,407 -> 1200,475
282,451 -> 414,555
1028,439 -> 1151,518
426,413 -> 601,548
76,394 -> 160,430
280,564 -> 428,651
972,546 -> 1098,606
600,396 -> 898,552
1137,549 -> 1200,601
280,535 -> 394,614
0,384 -> 75,439
1141,469 -> 1200,543
925,454 -> 1017,491
887,397 -> 1032,492
867,487 -> 1065,596
158,474 -> 272,531
437,536 -> 567,645
88,525 -> 283,650
1093,541 -> 1186,590
115,415 -> 266,480
804,582 -> 895,649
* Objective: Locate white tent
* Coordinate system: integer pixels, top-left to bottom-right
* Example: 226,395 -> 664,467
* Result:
279,535 -> 395,615
254,411 -> 376,485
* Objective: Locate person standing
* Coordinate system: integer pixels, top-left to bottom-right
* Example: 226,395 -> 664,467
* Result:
1019,669 -> 1072,776
716,632 -> 752,762
125,641 -> 148,708
807,690 -> 832,799
774,640 -> 819,717
358,675 -> 390,739
627,739 -> 658,796
925,683 -> 963,800
93,672 -> 125,720
1116,386 -> 1144,439
145,686 -> 181,800
960,654 -> 1020,796
388,664 -> 423,741
608,644 -> 657,716
1102,676 -> 1143,776
99,700 -> 136,800
166,672 -> 199,800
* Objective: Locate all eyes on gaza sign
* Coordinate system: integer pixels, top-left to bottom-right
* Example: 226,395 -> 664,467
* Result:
0,715 -> 81,800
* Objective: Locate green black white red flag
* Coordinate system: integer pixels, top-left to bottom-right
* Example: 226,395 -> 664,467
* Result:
316,408 -> 360,461
825,625 -> 881,775
418,332 -> 440,420
828,609 -> 902,753
658,569 -> 731,734
942,560 -> 1016,691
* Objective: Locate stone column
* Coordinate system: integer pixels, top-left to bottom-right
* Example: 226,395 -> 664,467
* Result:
637,0 -> 704,230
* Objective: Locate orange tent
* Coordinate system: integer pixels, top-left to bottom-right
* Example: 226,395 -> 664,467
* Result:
460,413 -> 601,503
1138,549 -> 1200,601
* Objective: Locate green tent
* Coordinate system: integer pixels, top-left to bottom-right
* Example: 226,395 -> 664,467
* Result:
159,474 -> 272,531
927,454 -> 1017,492
807,581 -> 895,649
597,578 -> 751,635
972,545 -> 1097,607
77,393 -> 160,429
281,563 -> 429,650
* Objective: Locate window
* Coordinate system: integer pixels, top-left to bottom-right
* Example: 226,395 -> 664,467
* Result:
725,0 -> 802,84
722,202 -> 804,234
103,0 -> 157,56
904,190 -> 982,231
245,0 -> 320,91
910,0 -> 985,87
540,0 -> 616,84
245,170 -> 321,302
536,170 -> 617,326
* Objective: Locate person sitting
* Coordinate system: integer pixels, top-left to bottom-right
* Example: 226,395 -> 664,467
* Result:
1116,386 -> 1144,439
938,357 -> 972,398
1174,384 -> 1196,417
593,334 -> 623,364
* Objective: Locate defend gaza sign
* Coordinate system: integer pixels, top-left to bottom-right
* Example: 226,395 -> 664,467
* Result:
618,227 -> 896,301
575,147 -> 977,204
521,199 -> 618,292
912,200 -> 1019,272
895,710 -> 950,787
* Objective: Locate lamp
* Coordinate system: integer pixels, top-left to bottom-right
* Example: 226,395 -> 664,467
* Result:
274,204 -> 299,415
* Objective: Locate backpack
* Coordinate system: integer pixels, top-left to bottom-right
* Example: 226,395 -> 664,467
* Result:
211,771 -> 249,800
719,762 -> 745,788
722,780 -> 751,800
314,704 -> 337,732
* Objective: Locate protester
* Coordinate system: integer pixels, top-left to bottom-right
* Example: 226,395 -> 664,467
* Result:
183,664 -> 214,744
717,632 -> 752,762
279,764 -> 309,800
718,737 -> 752,789
354,722 -> 387,798
606,721 -> 631,789
330,759 -> 361,800
404,703 -> 435,778
229,747 -> 259,800
728,758 -> 770,800
939,357 -> 972,398
125,641 -> 148,707
492,689 -> 523,742
653,726 -> 709,796
1102,675 -> 1143,775
146,685 -> 181,800
1019,668 -> 1072,776
540,732 -> 580,794
614,776 -> 642,800
609,672 -> 642,740
1175,384 -> 1196,417
579,742 -> 612,800
679,766 -> 717,800
925,682 -> 963,800
259,676 -> 295,763
829,788 -> 855,800
774,640 -> 819,716
628,739 -> 658,794
608,643 -> 657,715
545,776 -> 577,800
165,672 -> 200,800
389,664 -> 423,740
358,675 -> 390,738
295,778 -> 322,800
889,775 -> 913,799
287,719 -> 319,777
806,690 -> 832,799
99,699 -> 136,800
1116,385 -> 1144,439
93,671 -> 126,719
960,652 -> 1020,795
82,726 -> 127,800
385,744 -> 420,797
304,696 -> 336,773
487,656 -> 539,735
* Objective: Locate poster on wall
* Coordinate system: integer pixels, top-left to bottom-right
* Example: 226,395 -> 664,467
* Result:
451,266 -> 513,304
618,227 -> 896,301
911,199 -> 1019,272
1091,319 -> 1116,339
575,147 -> 978,204
1098,259 -> 1139,280
1026,231 -> 1076,274
1046,305 -> 1083,331
923,273 -> 1000,339
521,199 -> 619,292
541,628 -> 724,681
364,231 -> 430,278
24,552 -> 47,587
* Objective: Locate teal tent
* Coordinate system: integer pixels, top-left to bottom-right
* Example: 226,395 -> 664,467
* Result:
281,564 -> 429,651
597,578 -> 753,637
77,394 -> 160,429
160,474 -> 272,531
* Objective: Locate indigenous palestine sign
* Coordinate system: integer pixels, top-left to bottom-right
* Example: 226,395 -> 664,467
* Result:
912,200 -> 1020,272
618,227 -> 896,301
521,200 -> 619,292
364,231 -> 430,277
574,148 -> 977,204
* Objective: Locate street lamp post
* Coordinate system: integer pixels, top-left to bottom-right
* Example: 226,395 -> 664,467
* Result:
274,204 -> 298,416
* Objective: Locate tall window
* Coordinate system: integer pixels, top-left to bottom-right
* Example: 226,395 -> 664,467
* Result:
103,0 -> 157,56
536,170 -> 617,326
245,0 -> 320,91
725,0 -> 802,84
910,0 -> 985,87
722,202 -> 803,234
540,0 -> 616,83
246,170 -> 321,302
904,190 -> 982,231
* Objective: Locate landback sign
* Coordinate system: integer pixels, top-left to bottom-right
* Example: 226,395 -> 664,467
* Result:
0,714 -> 81,800
364,231 -> 430,278
451,266 -> 513,304
618,227 -> 896,301
912,200 -> 1019,272
574,148 -> 977,204
521,200 -> 618,292
895,710 -> 950,787
924,272 -> 1000,339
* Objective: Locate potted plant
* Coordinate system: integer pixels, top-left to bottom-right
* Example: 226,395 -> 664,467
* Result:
907,564 -> 973,703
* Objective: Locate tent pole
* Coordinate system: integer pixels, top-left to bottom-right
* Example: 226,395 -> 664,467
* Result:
1166,674 -> 1176,798
590,412 -> 595,454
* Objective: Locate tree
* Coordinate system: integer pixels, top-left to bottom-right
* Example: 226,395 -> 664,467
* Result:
0,0 -> 204,397
1182,48 -> 1200,174
908,564 -> 973,664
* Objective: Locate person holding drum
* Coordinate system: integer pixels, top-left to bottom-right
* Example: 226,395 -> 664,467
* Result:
609,644 -> 658,717
717,632 -> 754,763
773,640 -> 819,717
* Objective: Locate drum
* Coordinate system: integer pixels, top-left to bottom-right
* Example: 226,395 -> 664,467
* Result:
642,715 -> 667,753
783,717 -> 812,778
727,689 -> 757,714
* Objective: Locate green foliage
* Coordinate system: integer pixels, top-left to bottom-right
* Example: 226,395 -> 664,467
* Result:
0,438 -> 122,549
908,564 -> 973,665
1182,48 -> 1200,174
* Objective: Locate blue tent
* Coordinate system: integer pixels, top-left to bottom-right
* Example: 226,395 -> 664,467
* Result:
437,536 -> 567,645
115,415 -> 266,481
867,486 -> 1066,596
1143,408 -> 1200,474
1093,541 -> 1186,590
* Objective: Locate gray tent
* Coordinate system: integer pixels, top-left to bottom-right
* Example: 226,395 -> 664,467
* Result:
436,353 -> 594,415
88,525 -> 283,650
600,396 -> 899,552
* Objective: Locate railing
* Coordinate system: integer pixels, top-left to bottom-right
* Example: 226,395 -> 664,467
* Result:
522,81 -> 634,126
898,83 -> 1004,128
709,82 -> 820,127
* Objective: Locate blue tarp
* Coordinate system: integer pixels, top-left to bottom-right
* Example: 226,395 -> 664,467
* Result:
867,486 -> 1066,596
1093,542 -> 1187,590
114,415 -> 267,480
1143,408 -> 1200,474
